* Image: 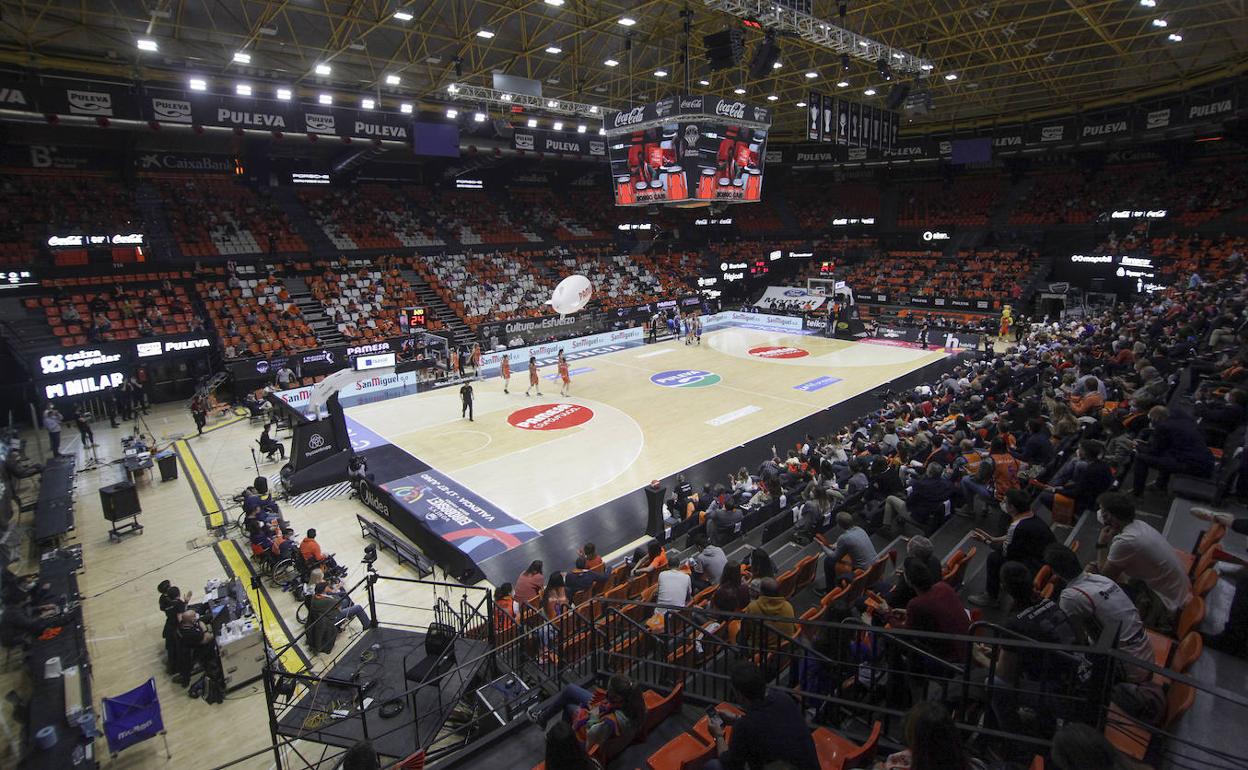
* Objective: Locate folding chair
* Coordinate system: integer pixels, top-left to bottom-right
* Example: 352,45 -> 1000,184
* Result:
103,678 -> 171,760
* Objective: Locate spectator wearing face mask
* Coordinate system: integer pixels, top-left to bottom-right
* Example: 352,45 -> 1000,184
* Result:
967,489 -> 1055,608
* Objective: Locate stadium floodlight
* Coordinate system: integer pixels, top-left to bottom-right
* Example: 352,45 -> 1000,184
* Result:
189,78 -> 208,91
393,10 -> 413,21
604,58 -> 620,67
385,74 -> 401,85
477,29 -> 495,38
1151,18 -> 1168,27
1139,0 -> 1156,6
944,72 -> 958,81
137,39 -> 158,52
318,93 -> 333,104
766,94 -> 778,101
473,111 -> 487,122
796,100 -> 807,107
863,88 -> 876,96
733,87 -> 746,94
545,0 -> 565,5
315,63 -> 332,76
699,79 -> 710,86
545,46 -> 563,54
805,71 -> 819,78
577,124 -> 587,133
553,121 -> 564,130
235,83 -> 253,96
400,103 -> 414,114
527,118 -> 538,127
233,52 -> 251,64
618,17 -> 637,26
836,80 -> 849,87
1167,32 -> 1183,41
276,88 -> 292,100
361,98 -> 375,109
773,61 -> 783,69
655,70 -> 668,77
446,108 -> 458,118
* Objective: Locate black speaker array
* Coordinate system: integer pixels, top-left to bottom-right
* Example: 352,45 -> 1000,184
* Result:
703,28 -> 744,71
747,35 -> 781,80
885,82 -> 912,111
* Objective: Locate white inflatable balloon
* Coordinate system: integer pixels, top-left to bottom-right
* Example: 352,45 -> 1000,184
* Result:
548,274 -> 594,315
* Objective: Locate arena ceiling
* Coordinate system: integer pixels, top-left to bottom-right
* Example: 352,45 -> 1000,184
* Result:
0,0 -> 1244,138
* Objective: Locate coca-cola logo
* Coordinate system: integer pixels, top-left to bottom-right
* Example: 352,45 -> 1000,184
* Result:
612,106 -> 646,128
679,97 -> 703,111
714,101 -> 746,120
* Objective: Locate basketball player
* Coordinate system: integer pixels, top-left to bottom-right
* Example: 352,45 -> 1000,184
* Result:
500,356 -> 511,394
449,347 -> 460,379
692,314 -> 702,345
524,356 -> 542,397
558,357 -> 571,397
470,342 -> 481,376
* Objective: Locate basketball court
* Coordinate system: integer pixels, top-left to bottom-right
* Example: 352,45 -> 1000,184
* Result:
345,325 -> 947,534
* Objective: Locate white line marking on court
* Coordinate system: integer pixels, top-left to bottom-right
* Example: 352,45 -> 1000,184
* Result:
636,349 -> 675,359
706,405 -> 762,426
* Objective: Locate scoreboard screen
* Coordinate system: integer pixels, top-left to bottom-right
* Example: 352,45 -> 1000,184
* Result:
609,122 -> 768,206
399,306 -> 427,333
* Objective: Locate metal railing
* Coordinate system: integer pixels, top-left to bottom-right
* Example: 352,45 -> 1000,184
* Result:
232,590 -> 1248,769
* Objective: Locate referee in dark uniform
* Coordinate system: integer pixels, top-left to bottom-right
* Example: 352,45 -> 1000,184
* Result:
460,382 -> 474,421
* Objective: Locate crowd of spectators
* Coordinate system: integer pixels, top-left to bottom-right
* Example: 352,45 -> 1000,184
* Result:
508,260 -> 1246,770
199,262 -> 315,359
299,183 -> 444,250
151,176 -> 306,257
415,248 -> 553,330
0,171 -> 142,264
306,256 -> 420,341
898,175 -> 1008,227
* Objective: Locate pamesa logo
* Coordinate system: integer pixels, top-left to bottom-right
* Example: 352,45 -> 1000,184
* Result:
650,369 -> 721,388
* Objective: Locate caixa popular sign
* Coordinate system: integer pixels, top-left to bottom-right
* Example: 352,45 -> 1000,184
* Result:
39,348 -> 123,376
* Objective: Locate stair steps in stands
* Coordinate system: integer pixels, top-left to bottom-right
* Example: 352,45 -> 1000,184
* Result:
270,186 -> 338,259
768,189 -> 802,234
401,268 -> 476,348
283,275 -> 343,346
878,185 -> 901,230
990,175 -> 1034,231
134,183 -> 178,262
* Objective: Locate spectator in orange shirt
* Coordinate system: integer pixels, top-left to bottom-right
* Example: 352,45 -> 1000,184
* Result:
631,540 -> 668,576
299,528 -> 342,574
580,542 -> 604,573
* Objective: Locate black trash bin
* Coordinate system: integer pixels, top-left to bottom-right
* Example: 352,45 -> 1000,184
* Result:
156,449 -> 178,482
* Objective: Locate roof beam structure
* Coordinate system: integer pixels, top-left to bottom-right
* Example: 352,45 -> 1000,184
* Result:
446,83 -> 605,120
701,0 -> 933,76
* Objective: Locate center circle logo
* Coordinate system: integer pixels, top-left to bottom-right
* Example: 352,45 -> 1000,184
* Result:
748,346 -> 809,359
650,369 -> 722,388
508,403 -> 595,431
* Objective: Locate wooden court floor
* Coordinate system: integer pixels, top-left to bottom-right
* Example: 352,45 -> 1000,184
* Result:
347,328 -> 947,532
